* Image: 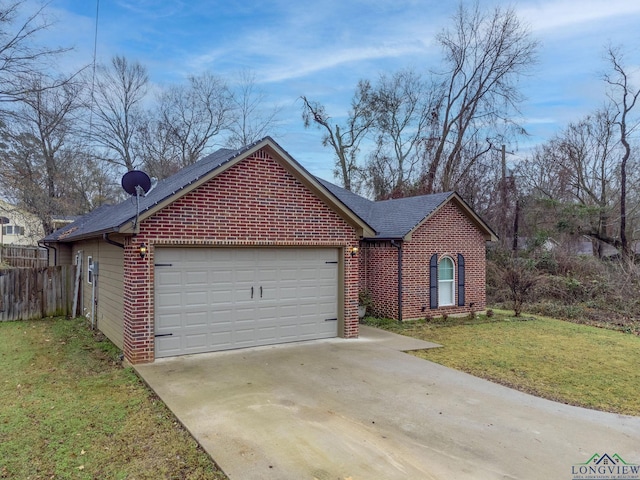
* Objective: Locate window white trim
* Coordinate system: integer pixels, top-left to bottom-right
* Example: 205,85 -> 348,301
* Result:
87,256 -> 93,285
438,256 -> 455,307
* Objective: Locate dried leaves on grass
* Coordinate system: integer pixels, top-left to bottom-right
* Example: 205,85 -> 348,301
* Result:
0,318 -> 228,479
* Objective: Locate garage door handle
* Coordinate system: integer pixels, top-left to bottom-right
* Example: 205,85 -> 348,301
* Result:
251,286 -> 254,299
260,286 -> 263,298
155,333 -> 173,337
325,318 -> 338,322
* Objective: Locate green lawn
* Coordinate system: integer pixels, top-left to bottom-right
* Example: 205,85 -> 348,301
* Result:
0,317 -> 227,480
365,312 -> 640,416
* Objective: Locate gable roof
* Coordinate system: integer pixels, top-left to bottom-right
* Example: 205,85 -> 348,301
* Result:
44,136 -> 496,244
44,137 -> 375,243
317,178 -> 497,241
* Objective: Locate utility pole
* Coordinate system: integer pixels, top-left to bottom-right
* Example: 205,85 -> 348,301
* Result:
490,143 -> 515,250
501,144 -> 507,236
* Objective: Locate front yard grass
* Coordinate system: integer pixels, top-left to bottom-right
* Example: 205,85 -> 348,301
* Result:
364,311 -> 640,416
0,317 -> 227,479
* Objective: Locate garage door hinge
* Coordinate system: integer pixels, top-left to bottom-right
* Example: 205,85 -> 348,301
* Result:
154,263 -> 173,267
154,333 -> 174,337
325,261 -> 338,264
324,318 -> 338,322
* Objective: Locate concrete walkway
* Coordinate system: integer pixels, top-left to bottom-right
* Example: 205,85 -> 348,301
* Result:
135,326 -> 640,480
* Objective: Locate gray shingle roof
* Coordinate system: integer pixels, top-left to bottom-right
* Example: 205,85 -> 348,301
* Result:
44,145 -> 247,242
316,178 -> 453,239
44,138 -> 459,243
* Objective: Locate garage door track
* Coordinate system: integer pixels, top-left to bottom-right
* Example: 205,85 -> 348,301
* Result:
135,326 -> 640,480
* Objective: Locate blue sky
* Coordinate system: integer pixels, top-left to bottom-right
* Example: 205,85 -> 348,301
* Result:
34,0 -> 640,180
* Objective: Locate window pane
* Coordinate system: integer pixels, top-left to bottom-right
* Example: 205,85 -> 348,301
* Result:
439,257 -> 453,280
439,280 -> 454,306
438,257 -> 455,305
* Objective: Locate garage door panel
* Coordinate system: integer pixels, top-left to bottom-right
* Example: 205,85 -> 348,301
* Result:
155,247 -> 339,358
234,306 -> 257,321
234,328 -> 257,343
209,332 -> 232,346
235,268 -> 256,283
278,286 -> 298,299
256,305 -> 278,318
156,312 -> 182,331
156,271 -> 183,287
185,291 -> 209,306
156,292 -> 184,308
156,336 -> 181,356
185,270 -> 209,284
184,311 -> 208,327
184,332 -> 208,348
256,326 -> 277,339
211,291 -> 234,303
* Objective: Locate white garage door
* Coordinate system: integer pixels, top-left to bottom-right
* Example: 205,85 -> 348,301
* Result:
154,247 -> 339,358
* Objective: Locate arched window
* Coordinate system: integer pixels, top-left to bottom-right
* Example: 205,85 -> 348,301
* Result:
438,256 -> 455,306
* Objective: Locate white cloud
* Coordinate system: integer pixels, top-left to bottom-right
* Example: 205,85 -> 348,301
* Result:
259,41 -> 431,83
517,0 -> 640,32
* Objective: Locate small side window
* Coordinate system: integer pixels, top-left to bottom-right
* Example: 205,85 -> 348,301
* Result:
87,256 -> 93,285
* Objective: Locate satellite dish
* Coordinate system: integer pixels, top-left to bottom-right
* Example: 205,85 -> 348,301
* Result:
0,216 -> 9,225
121,170 -> 151,233
121,170 -> 151,196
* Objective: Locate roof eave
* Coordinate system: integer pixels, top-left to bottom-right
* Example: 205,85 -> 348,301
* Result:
42,226 -> 121,244
362,235 -> 404,242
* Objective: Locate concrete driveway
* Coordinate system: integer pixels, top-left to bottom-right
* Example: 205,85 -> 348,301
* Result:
135,326 -> 640,480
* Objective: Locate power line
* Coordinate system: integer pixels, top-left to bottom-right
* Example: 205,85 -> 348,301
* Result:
88,0 -> 100,134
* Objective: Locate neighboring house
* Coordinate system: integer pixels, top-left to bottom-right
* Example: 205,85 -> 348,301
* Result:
0,199 -> 44,246
43,137 -> 496,364
51,214 -> 78,232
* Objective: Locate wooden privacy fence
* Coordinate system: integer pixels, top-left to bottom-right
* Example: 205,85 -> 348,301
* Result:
0,265 -> 76,321
0,245 -> 48,268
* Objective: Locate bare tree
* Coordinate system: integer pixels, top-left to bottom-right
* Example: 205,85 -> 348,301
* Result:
604,46 -> 640,259
136,114 -> 181,180
90,55 -> 148,171
420,2 -> 538,193
365,69 -> 437,198
0,1 -> 70,103
157,71 -> 233,167
0,74 -> 88,233
521,108 -> 620,251
518,109 -> 621,256
301,79 -> 374,191
503,257 -> 538,317
226,69 -> 281,149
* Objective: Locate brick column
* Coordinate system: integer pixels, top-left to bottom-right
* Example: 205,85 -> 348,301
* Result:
343,241 -> 360,338
122,239 -> 154,364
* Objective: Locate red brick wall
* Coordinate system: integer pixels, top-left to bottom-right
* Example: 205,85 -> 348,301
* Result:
360,241 -> 399,319
362,201 -> 487,321
122,149 -> 360,364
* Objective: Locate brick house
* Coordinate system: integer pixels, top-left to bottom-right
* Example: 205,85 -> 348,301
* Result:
43,137 -> 495,364
320,181 -> 497,320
